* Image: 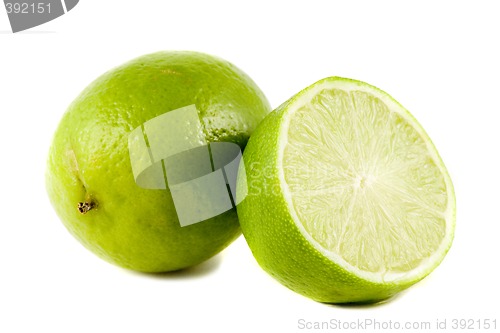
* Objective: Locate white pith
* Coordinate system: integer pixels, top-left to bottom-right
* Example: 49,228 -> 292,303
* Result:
278,79 -> 455,284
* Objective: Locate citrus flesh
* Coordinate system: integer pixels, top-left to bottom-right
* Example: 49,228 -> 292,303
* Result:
46,51 -> 271,272
237,77 -> 455,303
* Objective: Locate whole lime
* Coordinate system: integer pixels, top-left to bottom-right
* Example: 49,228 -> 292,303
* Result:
46,51 -> 271,272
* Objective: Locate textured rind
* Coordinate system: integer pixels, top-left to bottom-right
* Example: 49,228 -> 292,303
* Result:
46,51 -> 271,272
237,77 -> 455,303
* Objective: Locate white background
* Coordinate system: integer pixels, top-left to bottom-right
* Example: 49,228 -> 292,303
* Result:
1,1 -> 499,332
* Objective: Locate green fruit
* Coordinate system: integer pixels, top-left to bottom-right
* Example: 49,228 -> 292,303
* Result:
46,51 -> 271,272
237,77 -> 455,303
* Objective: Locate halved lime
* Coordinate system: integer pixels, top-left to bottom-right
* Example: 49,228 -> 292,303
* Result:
237,77 -> 455,303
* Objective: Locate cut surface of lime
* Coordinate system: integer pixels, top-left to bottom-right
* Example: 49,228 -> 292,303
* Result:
281,78 -> 454,283
237,77 -> 455,303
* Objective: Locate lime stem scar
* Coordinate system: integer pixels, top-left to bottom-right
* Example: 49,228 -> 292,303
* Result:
78,201 -> 95,214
